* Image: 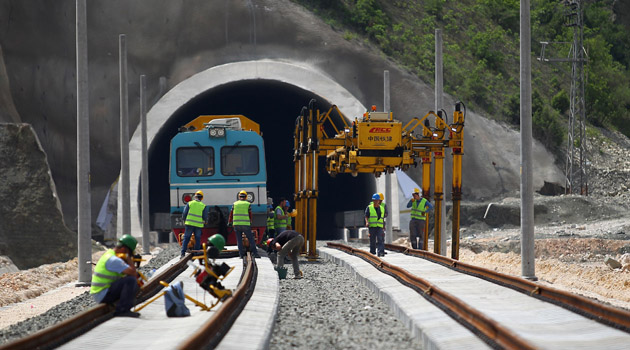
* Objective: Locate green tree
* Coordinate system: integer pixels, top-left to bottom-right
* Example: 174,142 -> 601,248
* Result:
551,90 -> 569,115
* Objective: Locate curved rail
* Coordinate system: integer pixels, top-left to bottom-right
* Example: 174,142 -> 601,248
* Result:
0,254 -> 194,350
178,253 -> 258,350
385,243 -> 630,333
327,242 -> 535,350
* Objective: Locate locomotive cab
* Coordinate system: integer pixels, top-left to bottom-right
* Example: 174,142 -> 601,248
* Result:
169,115 -> 268,246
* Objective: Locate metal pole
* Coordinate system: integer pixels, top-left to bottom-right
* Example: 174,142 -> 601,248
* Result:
76,0 -> 91,284
140,75 -> 150,254
520,0 -> 537,280
384,70 -> 393,244
435,28 -> 446,256
119,34 -> 131,236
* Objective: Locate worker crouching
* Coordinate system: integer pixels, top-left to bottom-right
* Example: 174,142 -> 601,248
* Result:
90,234 -> 141,317
267,230 -> 304,279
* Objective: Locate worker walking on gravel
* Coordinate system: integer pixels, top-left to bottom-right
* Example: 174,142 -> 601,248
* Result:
181,190 -> 209,258
407,188 -> 433,250
365,193 -> 386,257
229,190 -> 260,259
90,235 -> 141,317
268,230 -> 304,279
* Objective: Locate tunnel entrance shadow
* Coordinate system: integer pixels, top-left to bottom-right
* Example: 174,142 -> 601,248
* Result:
148,80 -> 374,240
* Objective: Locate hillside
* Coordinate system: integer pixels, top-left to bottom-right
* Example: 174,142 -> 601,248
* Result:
291,0 -> 630,154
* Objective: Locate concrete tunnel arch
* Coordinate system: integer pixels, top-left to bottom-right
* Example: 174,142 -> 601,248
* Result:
120,60 -> 375,240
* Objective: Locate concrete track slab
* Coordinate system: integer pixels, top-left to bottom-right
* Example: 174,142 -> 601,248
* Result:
217,255 -> 279,350
318,247 -> 490,350
57,256 -> 250,350
322,246 -> 630,350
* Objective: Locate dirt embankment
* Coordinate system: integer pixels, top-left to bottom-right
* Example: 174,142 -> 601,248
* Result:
452,129 -> 630,310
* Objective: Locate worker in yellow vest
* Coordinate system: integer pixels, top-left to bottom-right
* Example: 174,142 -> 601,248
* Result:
365,193 -> 385,257
181,190 -> 209,258
274,197 -> 290,234
229,190 -> 260,259
266,201 -> 276,239
90,234 -> 140,317
406,188 -> 433,249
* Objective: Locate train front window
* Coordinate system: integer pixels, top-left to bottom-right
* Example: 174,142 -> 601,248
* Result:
221,146 -> 259,176
176,147 -> 214,176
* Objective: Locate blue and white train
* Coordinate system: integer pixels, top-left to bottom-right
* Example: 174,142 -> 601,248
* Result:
169,115 -> 268,246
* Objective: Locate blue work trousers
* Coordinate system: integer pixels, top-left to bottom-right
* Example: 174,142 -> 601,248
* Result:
181,225 -> 202,255
101,275 -> 139,314
234,225 -> 258,258
369,227 -> 385,256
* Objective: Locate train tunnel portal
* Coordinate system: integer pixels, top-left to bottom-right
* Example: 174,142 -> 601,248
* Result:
124,61 -> 376,240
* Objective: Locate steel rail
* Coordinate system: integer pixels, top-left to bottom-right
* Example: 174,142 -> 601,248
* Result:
327,242 -> 535,350
0,254 -> 193,350
178,253 -> 258,350
385,243 -> 630,332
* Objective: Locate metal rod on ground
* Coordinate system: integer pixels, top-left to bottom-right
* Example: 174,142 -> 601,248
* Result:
140,75 -> 150,254
384,70 -> 392,244
520,0 -> 537,280
435,28 -> 446,256
119,34 -> 131,236
76,0 -> 92,284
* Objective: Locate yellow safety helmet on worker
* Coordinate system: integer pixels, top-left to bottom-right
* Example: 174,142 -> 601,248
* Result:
195,190 -> 204,198
412,187 -> 422,196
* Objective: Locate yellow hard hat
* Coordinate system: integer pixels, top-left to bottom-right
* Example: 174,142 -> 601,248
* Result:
378,192 -> 384,200
238,190 -> 247,197
413,188 -> 421,194
195,190 -> 204,197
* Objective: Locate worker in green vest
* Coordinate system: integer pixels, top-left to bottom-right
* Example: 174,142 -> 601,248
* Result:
181,190 -> 209,258
90,234 -> 140,317
266,200 -> 276,239
406,187 -> 433,250
229,190 -> 260,259
365,193 -> 385,257
274,197 -> 290,234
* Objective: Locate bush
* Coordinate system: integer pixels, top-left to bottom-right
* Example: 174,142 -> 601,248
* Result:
533,105 -> 564,150
551,90 -> 570,114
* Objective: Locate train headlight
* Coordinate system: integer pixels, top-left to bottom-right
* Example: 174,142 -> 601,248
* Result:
236,192 -> 255,203
208,127 -> 226,138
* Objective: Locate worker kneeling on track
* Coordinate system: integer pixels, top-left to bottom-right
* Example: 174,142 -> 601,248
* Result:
90,234 -> 141,318
267,230 -> 304,279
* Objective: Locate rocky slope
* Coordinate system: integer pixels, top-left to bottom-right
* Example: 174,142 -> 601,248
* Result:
0,124 -> 76,269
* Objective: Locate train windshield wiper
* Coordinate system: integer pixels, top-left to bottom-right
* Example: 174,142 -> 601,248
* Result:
194,142 -> 212,156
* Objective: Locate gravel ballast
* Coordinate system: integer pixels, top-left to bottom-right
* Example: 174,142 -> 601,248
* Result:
269,250 -> 421,350
0,244 -> 181,346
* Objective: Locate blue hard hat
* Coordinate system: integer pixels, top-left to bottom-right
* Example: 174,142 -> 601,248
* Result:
372,193 -> 380,200
286,200 -> 290,208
